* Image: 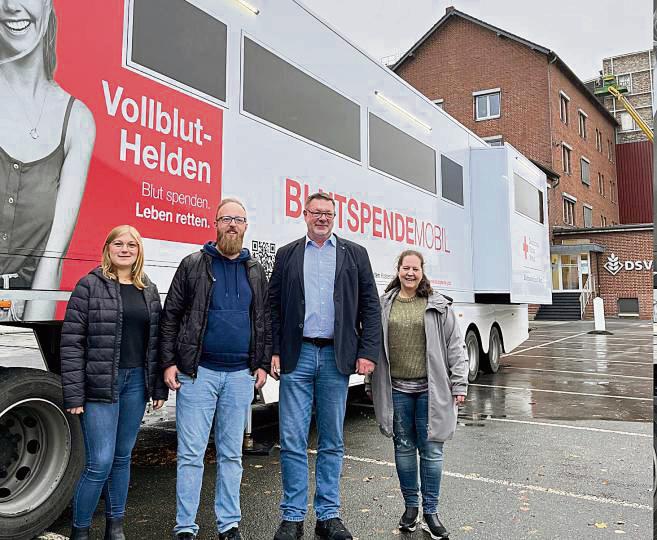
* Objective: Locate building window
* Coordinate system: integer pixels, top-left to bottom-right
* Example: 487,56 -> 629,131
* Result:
597,172 -> 605,196
473,89 -> 501,121
617,298 -> 639,316
561,144 -> 572,174
619,111 -> 635,132
580,157 -> 590,185
578,110 -> 587,139
616,73 -> 632,93
595,128 -> 602,152
433,99 -> 444,110
610,180 -> 616,203
601,215 -> 607,227
483,135 -> 504,147
559,92 -> 570,124
607,139 -> 614,161
562,196 -> 575,225
583,205 -> 592,228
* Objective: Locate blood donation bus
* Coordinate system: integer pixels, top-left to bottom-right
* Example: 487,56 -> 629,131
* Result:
0,0 -> 551,537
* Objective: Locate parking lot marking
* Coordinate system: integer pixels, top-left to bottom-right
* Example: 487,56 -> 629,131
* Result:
309,450 -> 651,511
500,366 -> 652,380
508,332 -> 589,355
470,383 -> 651,401
506,353 -> 651,364
479,417 -> 652,437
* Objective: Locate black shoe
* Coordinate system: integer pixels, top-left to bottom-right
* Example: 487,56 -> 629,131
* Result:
274,520 -> 304,540
219,527 -> 242,540
70,526 -> 90,540
422,514 -> 449,539
176,533 -> 196,540
104,517 -> 126,540
314,518 -> 353,540
398,507 -> 420,532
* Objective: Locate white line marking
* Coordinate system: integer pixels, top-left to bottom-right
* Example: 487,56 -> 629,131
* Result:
478,416 -> 652,437
507,353 -> 652,366
500,366 -> 652,380
508,332 -> 589,355
308,450 -> 651,511
470,383 -> 651,401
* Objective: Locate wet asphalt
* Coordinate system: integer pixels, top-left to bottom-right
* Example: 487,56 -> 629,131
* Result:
18,319 -> 653,539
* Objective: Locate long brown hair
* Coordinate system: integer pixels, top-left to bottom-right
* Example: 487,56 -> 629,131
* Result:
101,225 -> 146,289
385,250 -> 433,297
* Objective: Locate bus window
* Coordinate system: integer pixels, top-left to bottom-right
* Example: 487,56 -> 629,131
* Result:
514,173 -> 544,223
242,37 -> 360,161
130,0 -> 227,103
440,155 -> 464,205
369,113 -> 436,193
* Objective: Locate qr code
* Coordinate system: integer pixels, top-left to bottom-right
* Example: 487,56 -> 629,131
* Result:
251,240 -> 276,279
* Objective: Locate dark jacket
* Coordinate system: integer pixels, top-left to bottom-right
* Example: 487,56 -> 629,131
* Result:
158,247 -> 272,376
60,268 -> 166,409
269,235 -> 381,375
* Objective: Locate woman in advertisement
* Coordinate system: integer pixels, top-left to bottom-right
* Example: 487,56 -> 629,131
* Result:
368,250 -> 468,540
60,225 -> 167,540
0,0 -> 95,320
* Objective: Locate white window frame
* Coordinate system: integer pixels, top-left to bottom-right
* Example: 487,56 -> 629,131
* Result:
562,195 -> 575,225
595,128 -> 602,152
616,73 -> 632,93
559,91 -> 570,124
482,135 -> 504,147
578,109 -> 588,139
562,142 -> 572,174
432,99 -> 444,110
473,88 -> 501,121
582,203 -> 593,228
580,156 -> 590,185
619,111 -> 636,132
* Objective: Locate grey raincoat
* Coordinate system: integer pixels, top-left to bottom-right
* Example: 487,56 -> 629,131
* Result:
371,289 -> 468,443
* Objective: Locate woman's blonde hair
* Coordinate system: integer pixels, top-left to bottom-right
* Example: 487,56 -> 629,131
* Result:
101,225 -> 146,289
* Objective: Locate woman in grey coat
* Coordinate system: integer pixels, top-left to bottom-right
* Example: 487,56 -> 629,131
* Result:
369,250 -> 468,540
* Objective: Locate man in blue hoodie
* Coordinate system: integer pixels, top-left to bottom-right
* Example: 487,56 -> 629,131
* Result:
160,198 -> 271,540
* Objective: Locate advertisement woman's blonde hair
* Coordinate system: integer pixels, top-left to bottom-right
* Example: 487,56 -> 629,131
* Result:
101,225 -> 146,289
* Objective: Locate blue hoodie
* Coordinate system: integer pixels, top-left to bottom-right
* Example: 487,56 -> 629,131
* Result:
200,242 -> 253,372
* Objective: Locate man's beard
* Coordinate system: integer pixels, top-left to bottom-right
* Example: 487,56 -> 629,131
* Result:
216,229 -> 244,256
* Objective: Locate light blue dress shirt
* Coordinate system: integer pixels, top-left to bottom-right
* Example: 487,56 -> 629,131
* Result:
303,234 -> 337,338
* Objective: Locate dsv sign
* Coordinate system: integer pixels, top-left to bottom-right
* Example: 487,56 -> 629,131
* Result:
603,253 -> 653,276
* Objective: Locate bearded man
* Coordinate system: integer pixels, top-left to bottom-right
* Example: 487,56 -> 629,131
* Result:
159,198 -> 272,540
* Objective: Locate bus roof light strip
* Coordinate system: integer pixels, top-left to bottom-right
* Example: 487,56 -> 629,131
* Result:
237,0 -> 260,15
374,91 -> 432,132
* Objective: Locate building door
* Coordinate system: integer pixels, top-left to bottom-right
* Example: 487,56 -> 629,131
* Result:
551,253 -> 588,291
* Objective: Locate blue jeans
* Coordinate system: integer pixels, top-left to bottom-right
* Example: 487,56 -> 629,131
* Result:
392,389 -> 444,514
174,366 -> 255,535
72,368 -> 147,527
278,343 -> 350,521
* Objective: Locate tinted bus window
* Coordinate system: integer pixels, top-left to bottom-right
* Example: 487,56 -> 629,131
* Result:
514,173 -> 544,223
243,37 -> 360,161
131,0 -> 227,102
369,113 -> 436,193
440,155 -> 463,205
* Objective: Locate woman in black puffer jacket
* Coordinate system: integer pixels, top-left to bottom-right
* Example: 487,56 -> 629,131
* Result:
61,225 -> 167,540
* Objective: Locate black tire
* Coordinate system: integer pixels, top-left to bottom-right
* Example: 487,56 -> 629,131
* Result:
0,368 -> 84,540
465,330 -> 481,383
482,326 -> 503,374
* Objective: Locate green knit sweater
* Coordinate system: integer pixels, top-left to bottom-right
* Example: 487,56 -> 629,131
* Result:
388,295 -> 427,379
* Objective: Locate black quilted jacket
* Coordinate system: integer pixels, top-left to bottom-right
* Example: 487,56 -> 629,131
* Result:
60,268 -> 167,409
158,250 -> 272,377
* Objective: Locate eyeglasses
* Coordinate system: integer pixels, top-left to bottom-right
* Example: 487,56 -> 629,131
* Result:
216,216 -> 247,225
109,241 -> 139,251
304,210 -> 335,220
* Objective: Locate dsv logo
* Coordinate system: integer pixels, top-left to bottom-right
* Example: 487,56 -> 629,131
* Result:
603,253 -> 653,275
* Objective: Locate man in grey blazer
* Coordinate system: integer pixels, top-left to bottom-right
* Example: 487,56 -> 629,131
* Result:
269,192 -> 381,540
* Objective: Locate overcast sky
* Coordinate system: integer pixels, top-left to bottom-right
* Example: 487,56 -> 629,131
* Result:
303,0 -> 651,82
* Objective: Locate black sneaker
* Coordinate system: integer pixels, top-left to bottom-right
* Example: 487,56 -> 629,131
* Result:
273,520 -> 304,540
398,507 -> 420,532
175,533 -> 196,540
314,518 -> 353,540
219,527 -> 242,540
422,514 -> 449,539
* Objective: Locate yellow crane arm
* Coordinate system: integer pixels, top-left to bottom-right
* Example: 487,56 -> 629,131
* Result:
608,85 -> 653,141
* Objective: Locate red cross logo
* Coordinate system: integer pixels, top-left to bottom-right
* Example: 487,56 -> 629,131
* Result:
522,236 -> 529,259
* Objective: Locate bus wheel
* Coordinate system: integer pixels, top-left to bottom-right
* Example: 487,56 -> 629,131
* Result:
0,368 -> 84,540
465,330 -> 481,383
482,326 -> 502,374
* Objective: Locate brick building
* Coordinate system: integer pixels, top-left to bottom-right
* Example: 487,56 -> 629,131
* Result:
390,7 -> 652,319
